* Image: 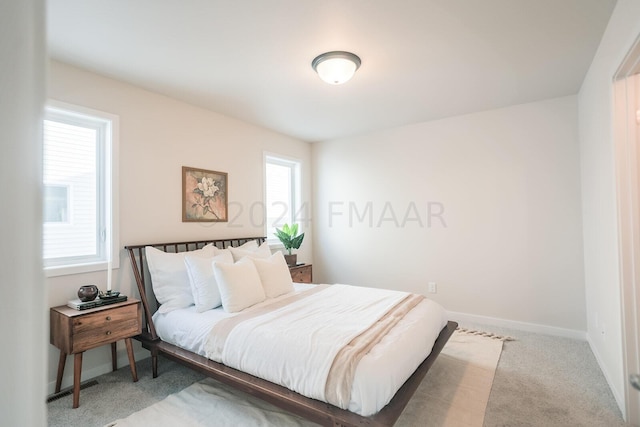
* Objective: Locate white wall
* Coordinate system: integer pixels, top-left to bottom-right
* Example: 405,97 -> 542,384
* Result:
46,61 -> 312,393
0,1 -> 47,425
578,0 -> 640,414
312,96 -> 586,333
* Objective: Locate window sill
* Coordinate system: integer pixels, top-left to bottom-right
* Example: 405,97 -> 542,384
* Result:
44,260 -> 119,278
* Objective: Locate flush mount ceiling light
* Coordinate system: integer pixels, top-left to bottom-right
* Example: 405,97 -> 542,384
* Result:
311,51 -> 361,85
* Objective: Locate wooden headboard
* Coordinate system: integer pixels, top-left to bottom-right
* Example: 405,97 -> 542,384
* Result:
124,236 -> 266,341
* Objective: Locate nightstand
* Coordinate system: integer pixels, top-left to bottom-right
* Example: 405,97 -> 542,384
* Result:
50,298 -> 142,408
289,264 -> 312,283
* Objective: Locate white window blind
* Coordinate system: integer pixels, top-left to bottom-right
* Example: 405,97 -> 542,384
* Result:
43,103 -> 116,272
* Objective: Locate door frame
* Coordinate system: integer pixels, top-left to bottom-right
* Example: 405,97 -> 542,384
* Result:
613,35 -> 640,425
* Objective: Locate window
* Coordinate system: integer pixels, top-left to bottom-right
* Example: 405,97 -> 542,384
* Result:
43,185 -> 70,223
43,101 -> 118,276
264,154 -> 302,243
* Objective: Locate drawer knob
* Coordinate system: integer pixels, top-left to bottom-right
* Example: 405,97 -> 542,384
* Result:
106,316 -> 112,321
106,331 -> 112,336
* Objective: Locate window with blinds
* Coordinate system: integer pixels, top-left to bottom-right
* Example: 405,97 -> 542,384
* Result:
264,154 -> 301,242
43,103 -> 114,271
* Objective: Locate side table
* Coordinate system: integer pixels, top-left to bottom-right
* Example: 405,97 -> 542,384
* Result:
50,298 -> 142,408
289,263 -> 312,283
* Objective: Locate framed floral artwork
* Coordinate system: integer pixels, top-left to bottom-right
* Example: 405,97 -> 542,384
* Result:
182,166 -> 228,222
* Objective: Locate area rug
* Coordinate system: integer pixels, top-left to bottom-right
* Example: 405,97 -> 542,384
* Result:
106,329 -> 505,427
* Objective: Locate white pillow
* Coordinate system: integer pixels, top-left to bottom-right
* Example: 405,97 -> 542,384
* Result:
234,240 -> 258,250
251,251 -> 294,299
146,244 -> 216,313
213,240 -> 257,254
213,257 -> 266,313
208,247 -> 232,262
208,240 -> 256,257
185,250 -> 233,312
229,241 -> 271,262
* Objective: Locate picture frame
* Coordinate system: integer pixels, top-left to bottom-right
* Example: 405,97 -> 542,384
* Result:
182,166 -> 228,222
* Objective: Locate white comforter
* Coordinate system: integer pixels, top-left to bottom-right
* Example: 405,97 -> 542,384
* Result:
204,284 -> 411,407
153,283 -> 448,416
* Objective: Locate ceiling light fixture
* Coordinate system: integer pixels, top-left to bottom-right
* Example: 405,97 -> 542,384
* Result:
311,51 -> 361,85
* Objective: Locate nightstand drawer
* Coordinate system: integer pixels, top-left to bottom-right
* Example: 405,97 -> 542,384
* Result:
72,304 -> 138,334
290,264 -> 312,283
50,300 -> 142,354
73,318 -> 140,353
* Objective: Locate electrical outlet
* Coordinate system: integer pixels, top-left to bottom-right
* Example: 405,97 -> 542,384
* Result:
428,282 -> 437,293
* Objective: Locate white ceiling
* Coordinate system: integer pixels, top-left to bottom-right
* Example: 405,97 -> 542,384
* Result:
47,0 -> 617,142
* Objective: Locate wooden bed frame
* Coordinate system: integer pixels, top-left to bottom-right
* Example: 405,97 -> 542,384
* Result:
125,236 -> 457,427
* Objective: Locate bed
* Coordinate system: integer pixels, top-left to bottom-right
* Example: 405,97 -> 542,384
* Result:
125,236 -> 457,427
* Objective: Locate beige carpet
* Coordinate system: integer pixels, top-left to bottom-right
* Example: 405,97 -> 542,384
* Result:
107,330 -> 504,427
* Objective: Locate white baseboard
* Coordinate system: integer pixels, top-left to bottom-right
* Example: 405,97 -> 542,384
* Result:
586,333 -> 626,418
47,348 -> 149,396
447,310 -> 588,341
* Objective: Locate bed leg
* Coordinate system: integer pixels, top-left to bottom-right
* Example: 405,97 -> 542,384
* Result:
151,348 -> 158,378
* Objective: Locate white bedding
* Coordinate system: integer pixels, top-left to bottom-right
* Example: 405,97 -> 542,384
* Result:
153,283 -> 448,416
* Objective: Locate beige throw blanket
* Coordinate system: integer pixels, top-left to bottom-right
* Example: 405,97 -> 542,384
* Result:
325,293 -> 424,407
203,284 -> 424,409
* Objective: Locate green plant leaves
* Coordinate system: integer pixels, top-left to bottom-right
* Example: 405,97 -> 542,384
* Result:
274,223 -> 305,255
291,232 -> 305,249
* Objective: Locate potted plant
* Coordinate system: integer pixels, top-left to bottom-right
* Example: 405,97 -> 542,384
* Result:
274,223 -> 305,266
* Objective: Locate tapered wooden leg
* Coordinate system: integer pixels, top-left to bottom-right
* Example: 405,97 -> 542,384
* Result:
124,338 -> 138,382
55,350 -> 66,393
72,352 -> 83,408
152,347 -> 158,378
111,342 -> 117,371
